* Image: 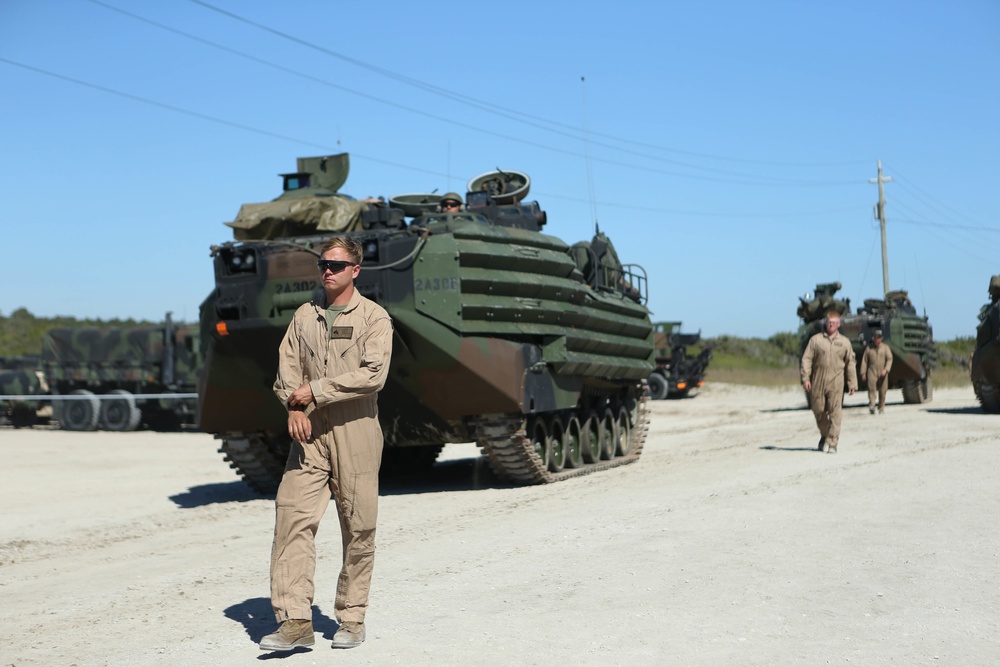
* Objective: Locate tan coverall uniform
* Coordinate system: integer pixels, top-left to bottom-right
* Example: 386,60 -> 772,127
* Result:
271,290 -> 392,625
801,332 -> 857,449
860,343 -> 893,412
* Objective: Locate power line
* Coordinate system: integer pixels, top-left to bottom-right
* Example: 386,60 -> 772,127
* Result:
892,218 -> 1000,234
0,56 -> 875,220
181,0 -> 868,170
1,48 -> 861,189
885,162 -> 984,227
86,0 -> 865,187
0,57 -> 449,181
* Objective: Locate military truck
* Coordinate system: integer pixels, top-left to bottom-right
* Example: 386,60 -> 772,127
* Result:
39,314 -> 201,430
971,275 -> 1000,412
796,282 -> 936,403
198,154 -> 654,493
647,321 -> 713,400
0,355 -> 49,428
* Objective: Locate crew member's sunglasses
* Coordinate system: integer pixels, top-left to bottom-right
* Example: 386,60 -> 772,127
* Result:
317,259 -> 357,273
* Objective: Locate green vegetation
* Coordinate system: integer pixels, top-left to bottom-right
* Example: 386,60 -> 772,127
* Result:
934,336 -> 975,387
0,308 -> 160,357
698,334 -> 801,387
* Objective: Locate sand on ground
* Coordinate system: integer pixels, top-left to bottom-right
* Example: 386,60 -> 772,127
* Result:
1,384 -> 998,666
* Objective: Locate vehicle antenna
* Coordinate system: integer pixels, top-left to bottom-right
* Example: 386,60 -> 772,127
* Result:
580,76 -> 598,225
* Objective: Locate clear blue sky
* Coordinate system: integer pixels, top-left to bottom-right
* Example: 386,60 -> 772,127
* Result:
1,0 -> 997,339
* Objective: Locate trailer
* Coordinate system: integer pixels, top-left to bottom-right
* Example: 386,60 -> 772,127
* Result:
0,314 -> 200,430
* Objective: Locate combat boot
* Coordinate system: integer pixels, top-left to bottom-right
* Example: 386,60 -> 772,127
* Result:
827,444 -> 838,454
259,619 -> 315,651
868,405 -> 876,414
331,621 -> 366,649
817,437 -> 826,452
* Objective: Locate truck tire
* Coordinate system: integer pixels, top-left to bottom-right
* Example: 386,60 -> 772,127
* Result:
100,390 -> 142,431
647,373 -> 668,400
59,390 -> 100,431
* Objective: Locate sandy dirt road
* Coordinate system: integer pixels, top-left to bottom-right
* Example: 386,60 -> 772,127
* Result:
2,384 -> 998,666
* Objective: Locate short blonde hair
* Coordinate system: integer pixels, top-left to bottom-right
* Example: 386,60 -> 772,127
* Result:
825,311 -> 841,320
320,236 -> 363,264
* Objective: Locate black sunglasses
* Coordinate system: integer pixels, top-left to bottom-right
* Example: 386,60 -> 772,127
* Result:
317,259 -> 357,273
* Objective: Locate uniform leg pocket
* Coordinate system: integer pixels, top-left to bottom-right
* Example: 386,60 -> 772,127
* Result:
347,470 -> 379,529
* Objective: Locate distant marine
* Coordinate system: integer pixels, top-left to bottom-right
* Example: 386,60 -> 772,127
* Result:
796,282 -> 936,404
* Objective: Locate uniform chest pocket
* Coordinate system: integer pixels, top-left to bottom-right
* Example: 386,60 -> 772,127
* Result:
335,337 -> 364,368
300,337 -> 322,376
301,337 -> 318,361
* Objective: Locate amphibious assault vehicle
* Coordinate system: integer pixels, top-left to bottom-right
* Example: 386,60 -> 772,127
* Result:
198,154 -> 655,493
971,275 -> 1000,412
796,282 -> 936,403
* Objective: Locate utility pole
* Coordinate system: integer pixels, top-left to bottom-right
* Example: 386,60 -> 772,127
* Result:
869,160 -> 893,297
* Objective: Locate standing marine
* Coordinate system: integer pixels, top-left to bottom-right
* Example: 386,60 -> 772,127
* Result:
801,311 -> 857,454
860,329 -> 893,414
259,236 -> 393,652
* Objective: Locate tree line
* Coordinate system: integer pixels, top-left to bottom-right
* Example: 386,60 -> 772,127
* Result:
0,308 -> 163,358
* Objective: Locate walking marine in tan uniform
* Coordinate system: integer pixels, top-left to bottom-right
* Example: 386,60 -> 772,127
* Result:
259,236 -> 393,652
801,311 -> 857,454
860,329 -> 893,414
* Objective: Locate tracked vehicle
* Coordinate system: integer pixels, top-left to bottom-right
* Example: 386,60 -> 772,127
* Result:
971,275 -> 1000,412
198,155 -> 654,493
796,282 -> 936,403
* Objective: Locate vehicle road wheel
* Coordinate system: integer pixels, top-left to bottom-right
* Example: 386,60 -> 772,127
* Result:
599,408 -> 617,460
528,417 -> 550,467
624,397 -> 640,451
647,373 -> 668,400
547,417 -> 566,473
100,389 -> 142,431
59,390 -> 100,431
582,412 -> 601,464
615,405 -> 632,456
563,416 -> 583,468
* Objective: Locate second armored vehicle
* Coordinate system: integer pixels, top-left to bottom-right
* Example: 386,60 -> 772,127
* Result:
797,282 -> 936,403
198,155 -> 655,493
971,275 -> 1000,412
